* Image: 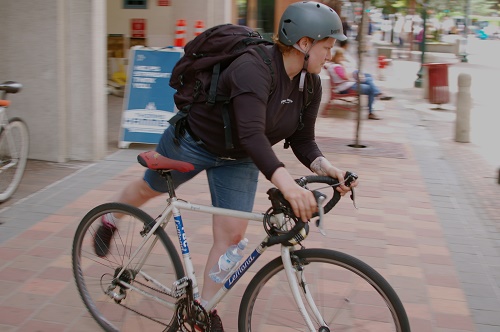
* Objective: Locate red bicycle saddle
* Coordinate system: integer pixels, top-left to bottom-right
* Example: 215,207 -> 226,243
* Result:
137,151 -> 195,173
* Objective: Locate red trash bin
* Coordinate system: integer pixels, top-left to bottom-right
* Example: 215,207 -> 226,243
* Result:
423,63 -> 451,104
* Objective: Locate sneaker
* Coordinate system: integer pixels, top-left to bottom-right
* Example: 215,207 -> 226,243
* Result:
94,215 -> 117,257
209,310 -> 224,332
368,113 -> 381,120
379,95 -> 393,101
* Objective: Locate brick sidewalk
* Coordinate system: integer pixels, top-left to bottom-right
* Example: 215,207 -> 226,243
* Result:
0,52 -> 499,331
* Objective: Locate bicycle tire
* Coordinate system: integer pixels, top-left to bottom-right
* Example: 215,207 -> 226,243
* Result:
239,248 -> 411,332
72,202 -> 185,332
0,118 -> 29,202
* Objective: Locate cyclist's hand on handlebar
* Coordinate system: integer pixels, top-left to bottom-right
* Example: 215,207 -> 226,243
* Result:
283,185 -> 318,222
271,167 -> 318,222
325,166 -> 358,196
310,157 -> 358,195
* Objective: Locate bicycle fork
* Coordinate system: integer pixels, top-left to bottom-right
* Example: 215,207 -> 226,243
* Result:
282,246 -> 327,332
0,112 -> 19,172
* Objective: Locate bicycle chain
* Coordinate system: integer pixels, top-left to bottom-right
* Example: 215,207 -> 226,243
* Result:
104,276 -> 179,328
112,285 -> 209,331
134,277 -> 173,296
116,301 -> 171,328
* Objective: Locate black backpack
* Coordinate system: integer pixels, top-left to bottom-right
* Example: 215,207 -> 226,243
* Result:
168,23 -> 313,150
168,24 -> 274,149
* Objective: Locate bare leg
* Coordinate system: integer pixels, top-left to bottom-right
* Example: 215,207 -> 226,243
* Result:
108,179 -> 162,219
116,178 -> 162,207
202,215 -> 249,303
94,179 -> 163,257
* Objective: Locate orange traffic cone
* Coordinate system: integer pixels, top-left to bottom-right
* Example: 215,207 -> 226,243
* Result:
174,19 -> 186,47
194,20 -> 205,37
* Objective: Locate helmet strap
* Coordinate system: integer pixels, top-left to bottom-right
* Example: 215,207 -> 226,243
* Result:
299,70 -> 307,92
293,41 -> 314,92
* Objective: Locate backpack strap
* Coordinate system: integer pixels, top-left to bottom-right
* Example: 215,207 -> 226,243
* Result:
221,101 -> 234,149
284,73 -> 314,149
207,63 -> 221,105
254,45 -> 275,94
168,108 -> 189,145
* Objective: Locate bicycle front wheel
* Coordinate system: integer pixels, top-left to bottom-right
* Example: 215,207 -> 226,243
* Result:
72,203 -> 185,332
239,248 -> 410,332
0,118 -> 29,202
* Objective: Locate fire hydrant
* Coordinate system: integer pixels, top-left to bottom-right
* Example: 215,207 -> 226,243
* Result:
377,55 -> 392,81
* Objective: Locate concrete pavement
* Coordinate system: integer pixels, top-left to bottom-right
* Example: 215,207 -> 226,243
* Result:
0,48 -> 499,331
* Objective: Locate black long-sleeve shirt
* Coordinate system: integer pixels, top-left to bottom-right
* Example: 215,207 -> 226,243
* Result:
188,45 -> 324,180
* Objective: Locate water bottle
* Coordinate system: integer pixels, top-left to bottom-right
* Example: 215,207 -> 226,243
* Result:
209,238 -> 248,283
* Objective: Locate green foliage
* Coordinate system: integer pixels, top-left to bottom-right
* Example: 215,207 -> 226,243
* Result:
470,0 -> 497,16
370,0 -> 499,17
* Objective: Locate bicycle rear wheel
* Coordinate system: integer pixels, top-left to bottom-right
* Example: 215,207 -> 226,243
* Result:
239,248 -> 410,331
0,118 -> 29,202
72,203 -> 184,332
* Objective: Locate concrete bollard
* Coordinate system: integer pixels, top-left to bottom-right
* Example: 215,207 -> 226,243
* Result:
422,66 -> 429,99
319,66 -> 331,116
455,73 -> 471,143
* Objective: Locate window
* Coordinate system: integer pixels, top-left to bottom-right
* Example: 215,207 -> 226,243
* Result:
124,0 -> 147,9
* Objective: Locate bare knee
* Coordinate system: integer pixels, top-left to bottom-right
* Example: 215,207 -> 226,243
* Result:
137,179 -> 161,199
212,216 -> 248,248
117,178 -> 162,207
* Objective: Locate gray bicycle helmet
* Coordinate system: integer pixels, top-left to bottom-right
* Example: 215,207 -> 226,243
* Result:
279,1 -> 347,46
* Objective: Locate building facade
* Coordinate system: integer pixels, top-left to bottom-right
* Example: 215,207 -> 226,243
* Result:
0,0 -> 314,163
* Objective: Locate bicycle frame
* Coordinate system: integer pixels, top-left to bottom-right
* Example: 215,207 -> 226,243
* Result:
112,196 -> 325,331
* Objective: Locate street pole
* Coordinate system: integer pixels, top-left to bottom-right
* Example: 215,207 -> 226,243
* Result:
390,14 -> 395,43
460,0 -> 471,62
414,1 -> 427,88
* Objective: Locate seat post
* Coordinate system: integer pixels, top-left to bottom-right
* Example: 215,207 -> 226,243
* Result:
160,171 -> 177,198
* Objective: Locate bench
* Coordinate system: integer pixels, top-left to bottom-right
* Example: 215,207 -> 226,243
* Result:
324,81 -> 360,114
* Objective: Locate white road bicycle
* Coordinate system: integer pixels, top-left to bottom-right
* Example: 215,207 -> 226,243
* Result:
72,151 -> 411,331
0,81 -> 29,203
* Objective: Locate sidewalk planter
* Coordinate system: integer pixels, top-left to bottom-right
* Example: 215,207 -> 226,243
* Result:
425,41 -> 460,55
423,63 -> 451,105
319,67 -> 331,116
373,40 -> 396,59
377,46 -> 394,59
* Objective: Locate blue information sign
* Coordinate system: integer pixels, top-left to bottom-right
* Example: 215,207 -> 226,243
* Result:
119,47 -> 183,148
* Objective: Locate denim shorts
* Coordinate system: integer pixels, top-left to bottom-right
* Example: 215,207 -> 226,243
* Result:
143,125 -> 259,212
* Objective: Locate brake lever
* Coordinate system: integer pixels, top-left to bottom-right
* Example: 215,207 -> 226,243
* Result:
316,195 -> 326,236
350,188 -> 358,209
344,171 -> 359,209
311,191 -> 327,236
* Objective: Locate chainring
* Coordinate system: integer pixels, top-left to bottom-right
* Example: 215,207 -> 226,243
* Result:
175,298 -> 210,331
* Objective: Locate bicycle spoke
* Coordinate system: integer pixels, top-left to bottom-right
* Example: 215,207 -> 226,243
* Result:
240,249 -> 408,331
73,203 -> 184,332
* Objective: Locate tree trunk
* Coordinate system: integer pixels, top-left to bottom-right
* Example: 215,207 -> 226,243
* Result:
353,0 -> 370,147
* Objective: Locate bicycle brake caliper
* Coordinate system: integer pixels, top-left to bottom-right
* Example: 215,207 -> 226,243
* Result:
291,253 -> 308,291
172,276 -> 189,298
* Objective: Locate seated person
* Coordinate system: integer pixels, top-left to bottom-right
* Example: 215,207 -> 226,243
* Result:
335,39 -> 392,101
327,48 -> 391,120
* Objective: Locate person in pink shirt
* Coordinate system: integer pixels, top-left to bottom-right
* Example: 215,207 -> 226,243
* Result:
327,48 -> 388,120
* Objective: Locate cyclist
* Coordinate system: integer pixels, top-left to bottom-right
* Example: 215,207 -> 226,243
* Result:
94,1 -> 357,330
